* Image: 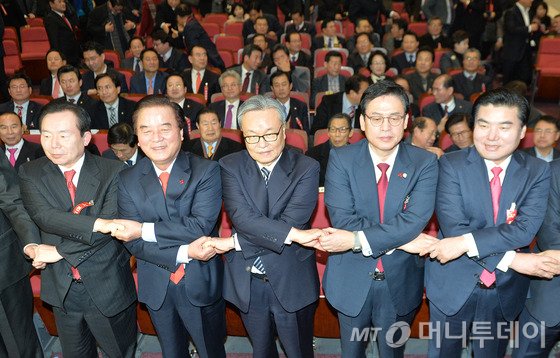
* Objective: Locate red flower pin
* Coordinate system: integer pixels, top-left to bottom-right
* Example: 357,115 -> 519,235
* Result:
179,179 -> 185,185
398,172 -> 407,179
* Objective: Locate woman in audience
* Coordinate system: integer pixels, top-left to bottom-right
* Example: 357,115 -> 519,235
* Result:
439,30 -> 469,74
226,3 -> 249,23
366,50 -> 390,84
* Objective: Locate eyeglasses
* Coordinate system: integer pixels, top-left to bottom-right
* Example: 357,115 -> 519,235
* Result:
535,129 -> 557,135
244,125 -> 284,144
363,113 -> 405,127
328,126 -> 350,133
450,130 -> 471,138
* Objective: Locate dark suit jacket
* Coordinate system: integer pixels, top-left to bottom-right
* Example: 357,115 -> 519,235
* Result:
231,65 -> 266,94
219,148 -> 320,313
81,68 -> 129,94
523,147 -> 560,161
526,159 -> 560,326
452,72 -> 492,101
1,140 -> 44,170
86,3 -> 136,50
53,93 -> 98,119
311,74 -> 346,107
503,5 -> 534,62
185,136 -> 244,161
324,141 -> 438,316
285,97 -> 310,133
181,16 -> 225,71
422,99 -> 472,125
182,98 -> 204,130
101,147 -> 145,163
348,0 -> 391,33
160,48 -> 189,73
119,151 -> 223,310
44,10 -> 81,65
391,51 -> 416,74
346,51 -> 370,73
292,51 -> 313,70
208,100 -> 243,129
182,69 -> 220,104
18,153 -> 137,316
130,71 -> 169,94
285,21 -> 316,37
241,14 -> 282,39
439,51 -> 463,74
120,57 -> 141,73
154,1 -> 176,30
0,100 -> 43,129
306,140 -> 332,186
405,71 -> 438,103
312,91 -> 361,134
40,75 -> 55,96
418,34 -> 452,50
90,97 -> 136,129
426,148 -> 551,320
312,35 -> 346,51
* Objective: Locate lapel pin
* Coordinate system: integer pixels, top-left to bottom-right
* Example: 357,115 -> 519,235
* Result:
398,172 -> 407,179
179,179 -> 185,185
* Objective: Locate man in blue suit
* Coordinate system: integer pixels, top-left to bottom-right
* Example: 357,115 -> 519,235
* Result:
111,96 -> 226,358
426,88 -> 560,357
130,49 -> 169,94
211,95 -> 322,358
321,80 -> 439,357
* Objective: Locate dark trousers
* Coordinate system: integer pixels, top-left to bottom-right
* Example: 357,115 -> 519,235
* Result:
53,281 -> 137,358
512,307 -> 560,358
147,279 -> 226,358
240,277 -> 317,358
428,287 -> 509,358
502,48 -> 534,86
0,276 -> 43,358
338,278 -> 416,358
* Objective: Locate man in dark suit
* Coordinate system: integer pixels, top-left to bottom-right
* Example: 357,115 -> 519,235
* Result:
523,115 -> 560,162
210,95 -> 321,358
182,45 -> 220,104
54,65 -> 98,120
269,71 -> 309,133
184,108 -> 244,160
405,47 -> 438,104
208,70 -> 243,130
348,0 -> 400,35
312,18 -> 346,50
307,113 -> 352,186
285,9 -> 315,37
130,49 -> 169,94
452,48 -> 492,101
443,113 -> 474,153
101,122 -> 144,165
425,88 -> 559,356
418,17 -> 452,49
231,45 -> 267,94
112,96 -> 226,358
513,159 -> 560,357
81,41 -> 129,95
18,101 -> 137,357
0,73 -> 43,129
120,36 -> 145,73
311,51 -> 346,107
165,74 -> 204,133
43,0 -> 81,66
285,31 -> 313,71
154,0 -> 178,31
0,112 -> 44,170
91,73 -> 136,129
40,49 -> 67,98
391,31 -> 419,74
422,74 -> 472,132
241,3 -> 282,40
262,44 -> 310,94
0,133 -> 43,358
502,0 -> 539,85
152,30 -> 189,73
85,0 -> 137,56
312,74 -> 369,133
319,80 -> 438,357
346,32 -> 375,73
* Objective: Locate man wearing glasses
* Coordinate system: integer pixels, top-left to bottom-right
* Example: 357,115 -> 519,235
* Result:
319,80 -> 439,357
211,95 -> 322,358
523,115 -> 560,162
307,113 -> 353,186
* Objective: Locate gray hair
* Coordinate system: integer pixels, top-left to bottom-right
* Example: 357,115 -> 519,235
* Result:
218,70 -> 242,86
237,95 -> 287,129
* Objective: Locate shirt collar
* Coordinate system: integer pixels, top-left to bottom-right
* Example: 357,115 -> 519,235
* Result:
58,153 -> 86,186
257,152 -> 283,174
368,144 -> 400,183
152,157 -> 177,177
484,155 -> 512,184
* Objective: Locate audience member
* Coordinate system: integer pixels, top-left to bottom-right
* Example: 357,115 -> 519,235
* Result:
0,112 -> 44,170
44,0 -> 81,66
241,2 -> 282,40
419,17 -> 451,50
285,9 -> 315,36
53,65 -> 97,119
443,113 -> 474,152
285,32 -> 313,70
348,0 -> 399,35
410,116 -> 444,157
391,31 -> 419,73
346,18 -> 380,53
102,122 -> 144,165
40,49 -> 67,98
91,73 -> 136,129
311,51 -> 346,107
165,74 -> 203,132
383,18 -> 407,54
270,71 -> 309,133
182,45 -> 220,103
120,36 -> 145,73
439,30 -> 469,74
152,30 -> 188,73
252,34 -> 273,72
0,74 -> 43,129
405,47 -> 437,104
452,48 -> 492,101
347,32 -> 375,73
523,115 -> 560,162
312,17 -> 346,50
209,70 -> 244,129
130,48 -> 169,94
81,41 -> 129,95
231,45 -> 266,94
366,50 -> 391,84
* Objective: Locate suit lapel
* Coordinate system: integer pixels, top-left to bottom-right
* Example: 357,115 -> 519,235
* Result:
353,141 -> 381,222
384,144 -> 414,221
166,152 -> 191,204
140,160 -> 169,219
268,149 -> 294,211
243,154 -> 268,215
41,161 -> 74,210
466,148 -> 494,224
75,154 -> 101,205
498,152 -> 527,224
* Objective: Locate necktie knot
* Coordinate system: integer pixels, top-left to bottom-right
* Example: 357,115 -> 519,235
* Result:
159,172 -> 170,195
7,148 -> 17,155
68,98 -> 76,104
64,169 -> 76,184
7,148 -> 17,167
261,167 -> 270,186
377,163 -> 390,175
207,145 -> 214,157
64,170 -> 76,205
491,166 -> 502,179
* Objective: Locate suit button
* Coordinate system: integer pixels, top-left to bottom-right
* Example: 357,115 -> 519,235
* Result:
245,266 -> 251,272
273,238 -> 277,242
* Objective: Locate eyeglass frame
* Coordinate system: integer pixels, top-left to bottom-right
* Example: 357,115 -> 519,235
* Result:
363,113 -> 406,127
243,124 -> 284,144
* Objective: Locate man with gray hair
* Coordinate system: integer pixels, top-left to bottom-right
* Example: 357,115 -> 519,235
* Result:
208,95 -> 322,358
209,70 -> 243,129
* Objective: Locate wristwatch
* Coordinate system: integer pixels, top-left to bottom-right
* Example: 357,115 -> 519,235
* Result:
352,231 -> 362,253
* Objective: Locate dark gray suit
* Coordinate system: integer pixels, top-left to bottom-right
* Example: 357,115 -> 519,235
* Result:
231,65 -> 266,94
422,98 -> 472,125
19,152 -> 137,357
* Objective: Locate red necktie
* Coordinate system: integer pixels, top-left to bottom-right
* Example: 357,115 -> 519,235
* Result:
62,15 -> 73,30
64,170 -> 81,280
160,172 -> 185,284
480,166 -> 503,287
195,72 -> 202,93
7,148 -> 17,167
52,77 -> 61,98
376,163 -> 390,272
16,105 -> 23,118
242,72 -> 251,93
